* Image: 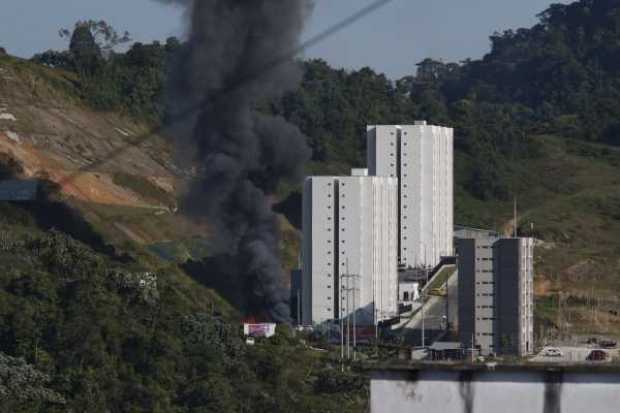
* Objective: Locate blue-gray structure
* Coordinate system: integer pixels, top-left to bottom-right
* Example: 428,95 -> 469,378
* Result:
457,230 -> 534,357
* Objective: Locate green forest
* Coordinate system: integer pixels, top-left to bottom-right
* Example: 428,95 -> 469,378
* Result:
2,0 -> 620,410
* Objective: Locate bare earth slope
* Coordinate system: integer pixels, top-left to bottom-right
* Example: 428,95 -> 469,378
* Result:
0,54 -> 203,246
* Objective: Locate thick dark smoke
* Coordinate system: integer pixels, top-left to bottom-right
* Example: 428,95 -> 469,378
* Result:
160,0 -> 312,322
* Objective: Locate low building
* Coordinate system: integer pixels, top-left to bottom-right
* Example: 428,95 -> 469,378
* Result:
243,323 -> 277,338
457,233 -> 534,357
399,280 -> 420,304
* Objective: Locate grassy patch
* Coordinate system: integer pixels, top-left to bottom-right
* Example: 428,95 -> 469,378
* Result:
426,265 -> 456,292
112,172 -> 175,207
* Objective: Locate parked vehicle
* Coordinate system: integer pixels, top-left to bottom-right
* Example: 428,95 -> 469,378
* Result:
587,349 -> 608,361
429,286 -> 447,297
542,347 -> 563,357
600,340 -> 617,349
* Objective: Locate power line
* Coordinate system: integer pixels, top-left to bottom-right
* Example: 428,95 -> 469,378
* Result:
58,0 -> 396,189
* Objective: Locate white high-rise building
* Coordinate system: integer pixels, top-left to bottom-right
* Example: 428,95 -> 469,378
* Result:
367,122 -> 454,269
302,170 -> 399,325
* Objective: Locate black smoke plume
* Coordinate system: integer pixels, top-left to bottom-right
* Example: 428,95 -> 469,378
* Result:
160,0 -> 312,322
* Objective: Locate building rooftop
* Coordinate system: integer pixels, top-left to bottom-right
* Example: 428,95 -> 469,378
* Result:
365,361 -> 620,374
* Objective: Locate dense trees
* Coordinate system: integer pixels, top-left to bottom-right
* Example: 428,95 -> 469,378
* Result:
33,2 -> 620,198
0,210 -> 366,411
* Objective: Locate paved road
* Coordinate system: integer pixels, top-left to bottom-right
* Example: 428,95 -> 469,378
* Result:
530,346 -> 619,363
397,270 -> 458,346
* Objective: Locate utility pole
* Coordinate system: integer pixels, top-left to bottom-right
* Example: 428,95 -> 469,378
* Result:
297,289 -> 301,326
346,271 -> 350,360
421,289 -> 426,348
353,271 -> 357,361
445,275 -> 449,331
341,263 -> 360,361
340,286 -> 344,371
513,197 -> 518,238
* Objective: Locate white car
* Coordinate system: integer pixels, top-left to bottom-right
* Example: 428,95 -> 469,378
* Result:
542,347 -> 563,357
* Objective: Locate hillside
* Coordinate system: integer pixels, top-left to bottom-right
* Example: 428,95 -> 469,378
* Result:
1,0 -> 620,408
7,1 -> 620,343
0,52 -> 212,252
0,54 -> 366,412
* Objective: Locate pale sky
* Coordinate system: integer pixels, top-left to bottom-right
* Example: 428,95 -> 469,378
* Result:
0,0 -> 572,79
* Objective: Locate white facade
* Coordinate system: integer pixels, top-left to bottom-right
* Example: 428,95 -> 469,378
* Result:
398,281 -> 420,303
302,173 -> 398,325
367,122 -> 454,269
518,237 -> 535,357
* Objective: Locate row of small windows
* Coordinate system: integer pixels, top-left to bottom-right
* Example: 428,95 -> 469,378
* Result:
477,305 -> 495,309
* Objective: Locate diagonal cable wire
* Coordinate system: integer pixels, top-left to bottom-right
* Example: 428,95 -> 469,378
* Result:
58,0 -> 395,187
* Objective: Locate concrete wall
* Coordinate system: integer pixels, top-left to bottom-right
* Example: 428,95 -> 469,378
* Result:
457,238 -> 476,350
302,174 -> 398,325
456,233 -> 533,356
302,177 -> 336,324
457,234 -> 498,354
371,368 -> 620,413
494,238 -> 534,356
367,123 -> 453,270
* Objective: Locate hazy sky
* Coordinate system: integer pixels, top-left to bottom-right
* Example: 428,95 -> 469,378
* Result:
0,0 -> 572,79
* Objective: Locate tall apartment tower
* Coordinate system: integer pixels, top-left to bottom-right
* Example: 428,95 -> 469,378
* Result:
457,232 -> 534,357
302,170 -> 399,326
367,122 -> 454,269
